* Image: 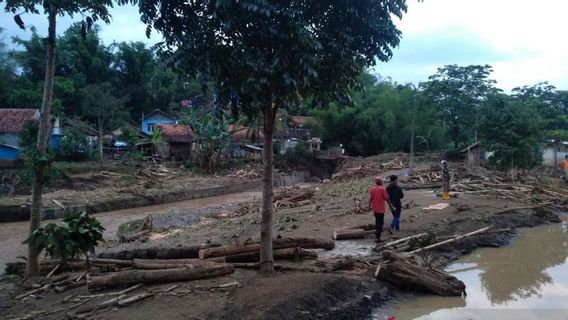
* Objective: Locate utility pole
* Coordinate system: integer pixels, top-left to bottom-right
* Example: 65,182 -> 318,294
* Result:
409,85 -> 417,175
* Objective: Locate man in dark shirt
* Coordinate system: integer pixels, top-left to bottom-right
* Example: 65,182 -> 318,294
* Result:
386,175 -> 404,232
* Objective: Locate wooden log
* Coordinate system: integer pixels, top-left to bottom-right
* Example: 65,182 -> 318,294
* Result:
87,265 -> 234,291
97,244 -> 220,260
224,247 -> 317,263
132,258 -> 222,270
89,258 -> 133,267
377,233 -> 428,249
376,253 -> 465,296
333,229 -> 366,240
198,238 -> 334,259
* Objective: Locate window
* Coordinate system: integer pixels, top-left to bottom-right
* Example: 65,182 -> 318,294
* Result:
147,123 -> 155,132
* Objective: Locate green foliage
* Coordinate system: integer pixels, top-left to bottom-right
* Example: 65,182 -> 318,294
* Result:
312,73 -> 447,156
25,211 -> 105,262
180,108 -> 231,173
133,0 -> 408,119
479,96 -> 544,171
421,64 -> 499,148
59,123 -> 94,161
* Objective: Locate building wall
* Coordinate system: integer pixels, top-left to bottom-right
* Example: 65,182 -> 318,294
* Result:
142,114 -> 176,135
542,145 -> 568,166
0,134 -> 20,148
0,145 -> 19,160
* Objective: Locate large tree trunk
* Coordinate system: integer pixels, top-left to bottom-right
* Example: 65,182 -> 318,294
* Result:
260,92 -> 277,273
87,264 -> 234,291
27,7 -> 57,278
199,237 -> 333,259
225,247 -> 317,263
98,244 -> 220,260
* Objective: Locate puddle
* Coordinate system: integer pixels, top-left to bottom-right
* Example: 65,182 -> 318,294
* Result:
373,217 -> 568,320
319,239 -> 376,259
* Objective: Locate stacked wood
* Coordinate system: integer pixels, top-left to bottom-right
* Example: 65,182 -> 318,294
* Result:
198,237 -> 334,259
374,233 -> 429,253
98,244 -> 220,260
87,264 -> 234,291
376,251 -> 465,296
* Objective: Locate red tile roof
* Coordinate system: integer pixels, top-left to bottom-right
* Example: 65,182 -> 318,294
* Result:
228,125 -> 265,141
0,109 -> 40,133
156,124 -> 194,142
290,116 -> 318,126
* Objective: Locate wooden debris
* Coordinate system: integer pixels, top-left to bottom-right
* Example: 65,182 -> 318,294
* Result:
376,251 -> 465,296
87,265 -> 234,291
224,247 -> 317,263
98,244 -> 220,260
132,258 -> 222,270
332,228 -> 368,240
198,237 -> 334,259
405,225 -> 493,256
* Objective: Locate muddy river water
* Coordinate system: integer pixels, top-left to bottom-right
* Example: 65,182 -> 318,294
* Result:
374,215 -> 568,320
0,191 -> 260,271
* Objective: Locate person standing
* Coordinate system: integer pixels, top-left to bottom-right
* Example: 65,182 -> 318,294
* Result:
368,176 -> 391,242
559,155 -> 568,182
441,160 -> 450,200
387,175 -> 404,232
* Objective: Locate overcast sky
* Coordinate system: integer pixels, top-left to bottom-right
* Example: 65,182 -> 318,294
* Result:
1,0 -> 567,91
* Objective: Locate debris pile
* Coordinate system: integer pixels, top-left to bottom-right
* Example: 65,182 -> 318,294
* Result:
136,165 -> 173,179
226,169 -> 260,179
273,186 -> 315,208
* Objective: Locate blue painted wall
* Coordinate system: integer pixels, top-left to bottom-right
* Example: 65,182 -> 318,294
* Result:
0,144 -> 19,160
142,112 -> 176,135
50,133 -> 64,153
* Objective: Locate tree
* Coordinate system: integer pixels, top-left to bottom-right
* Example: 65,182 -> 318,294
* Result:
421,65 -> 498,149
5,0 -> 113,277
81,82 -> 128,163
513,82 -> 568,168
133,0 -> 409,273
478,96 -> 544,172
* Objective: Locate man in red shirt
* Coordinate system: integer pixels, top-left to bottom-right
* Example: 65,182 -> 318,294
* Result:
369,176 -> 391,242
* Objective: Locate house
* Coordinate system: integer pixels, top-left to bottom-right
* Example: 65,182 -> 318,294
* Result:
542,141 -> 568,166
141,109 -> 176,135
0,144 -> 19,167
228,125 -> 264,145
286,116 -> 319,139
156,124 -> 194,161
461,142 -> 488,165
0,108 -> 40,148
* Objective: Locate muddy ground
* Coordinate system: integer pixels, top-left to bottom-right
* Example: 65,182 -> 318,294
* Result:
1,157 -> 565,320
0,161 -> 265,221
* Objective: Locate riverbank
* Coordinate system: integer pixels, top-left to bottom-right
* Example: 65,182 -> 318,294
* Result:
2,160 -> 566,319
0,164 -> 310,222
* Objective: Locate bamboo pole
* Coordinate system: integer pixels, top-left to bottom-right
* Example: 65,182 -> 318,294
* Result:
404,225 -> 493,256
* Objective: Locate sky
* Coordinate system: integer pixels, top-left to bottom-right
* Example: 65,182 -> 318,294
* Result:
1,0 -> 568,92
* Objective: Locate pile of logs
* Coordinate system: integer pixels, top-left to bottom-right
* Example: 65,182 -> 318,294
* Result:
273,186 -> 315,208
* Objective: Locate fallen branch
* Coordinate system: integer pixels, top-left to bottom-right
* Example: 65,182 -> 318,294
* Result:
405,225 -> 494,256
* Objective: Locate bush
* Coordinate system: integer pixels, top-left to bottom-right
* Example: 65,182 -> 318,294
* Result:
25,211 -> 105,262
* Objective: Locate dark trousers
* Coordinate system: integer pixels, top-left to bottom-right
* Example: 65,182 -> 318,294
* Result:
374,213 -> 385,239
390,206 -> 401,231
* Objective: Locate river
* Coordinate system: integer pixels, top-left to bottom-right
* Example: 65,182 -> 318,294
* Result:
0,191 -> 260,271
373,215 -> 568,320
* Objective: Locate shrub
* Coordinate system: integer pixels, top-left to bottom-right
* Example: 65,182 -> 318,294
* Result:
25,211 -> 105,262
